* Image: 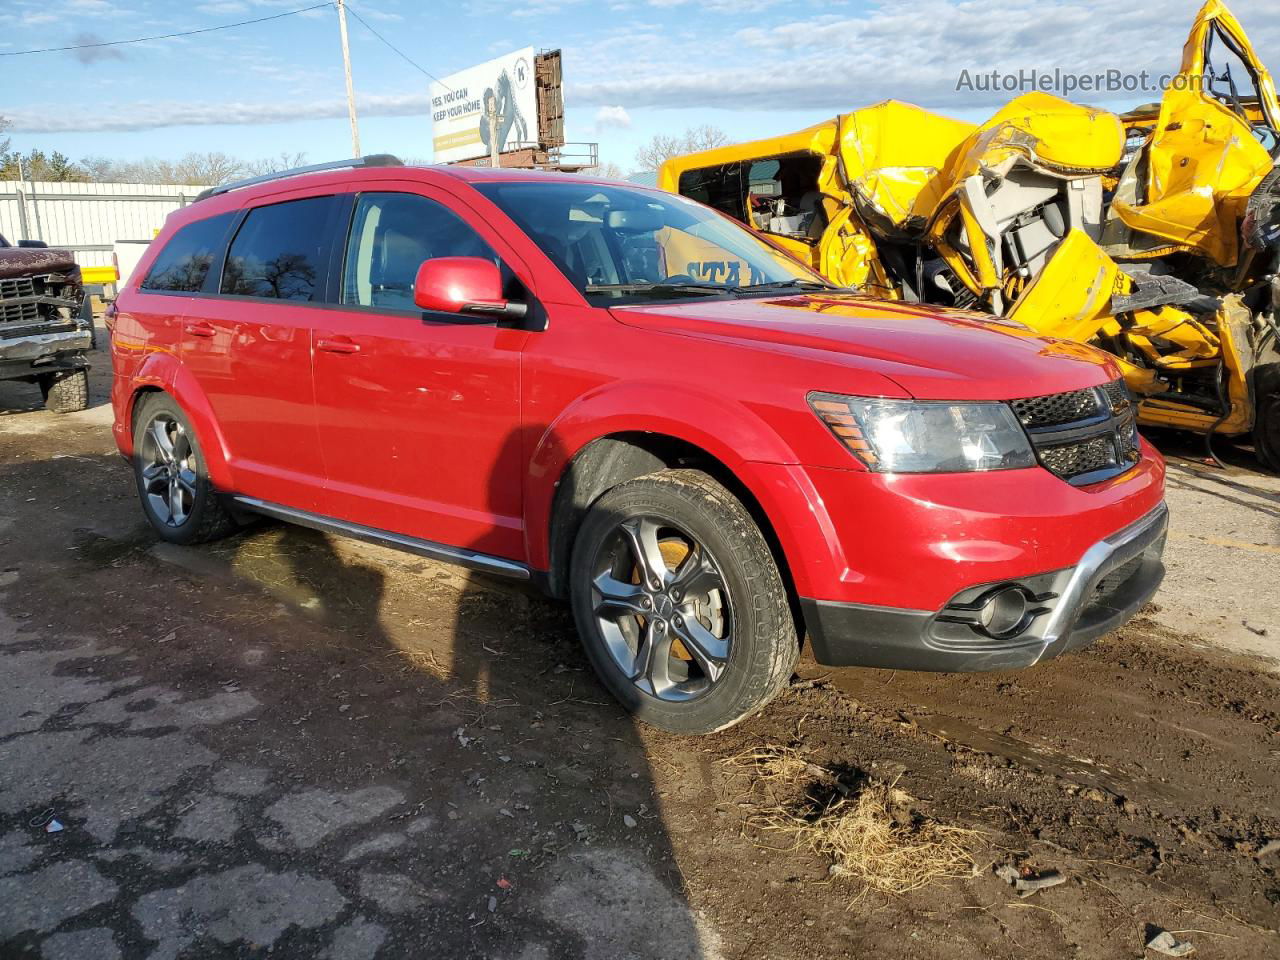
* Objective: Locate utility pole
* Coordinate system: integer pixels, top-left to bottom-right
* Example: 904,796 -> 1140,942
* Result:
335,0 -> 361,157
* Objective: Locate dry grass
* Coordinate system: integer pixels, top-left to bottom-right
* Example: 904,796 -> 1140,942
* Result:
725,746 -> 981,899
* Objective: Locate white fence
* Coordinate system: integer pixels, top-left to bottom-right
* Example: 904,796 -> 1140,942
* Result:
0,180 -> 212,269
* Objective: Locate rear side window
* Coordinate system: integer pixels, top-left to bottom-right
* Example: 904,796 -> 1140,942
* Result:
141,213 -> 232,292
221,196 -> 335,301
341,192 -> 497,311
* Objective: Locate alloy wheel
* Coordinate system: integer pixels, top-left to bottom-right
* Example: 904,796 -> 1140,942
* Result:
589,515 -> 733,702
139,413 -> 198,527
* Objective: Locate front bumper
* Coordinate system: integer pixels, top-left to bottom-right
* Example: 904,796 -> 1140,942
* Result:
801,501 -> 1168,672
0,327 -> 93,370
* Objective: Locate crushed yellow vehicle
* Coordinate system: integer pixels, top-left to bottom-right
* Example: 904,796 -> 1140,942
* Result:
658,0 -> 1280,470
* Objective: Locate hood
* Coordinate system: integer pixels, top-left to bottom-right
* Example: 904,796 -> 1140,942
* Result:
611,293 -> 1121,402
0,246 -> 79,282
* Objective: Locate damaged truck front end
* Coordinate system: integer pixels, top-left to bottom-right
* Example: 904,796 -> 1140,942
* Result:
659,0 -> 1280,470
0,236 -> 93,413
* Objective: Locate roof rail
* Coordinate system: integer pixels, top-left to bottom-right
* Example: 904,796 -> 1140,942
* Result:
193,154 -> 404,202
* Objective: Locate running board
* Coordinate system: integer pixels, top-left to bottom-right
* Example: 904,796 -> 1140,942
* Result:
230,496 -> 531,581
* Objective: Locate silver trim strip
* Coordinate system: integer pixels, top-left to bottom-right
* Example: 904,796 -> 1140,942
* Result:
230,496 -> 531,581
1034,500 -> 1169,659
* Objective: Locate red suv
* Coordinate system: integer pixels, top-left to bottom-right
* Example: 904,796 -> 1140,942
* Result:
109,156 -> 1167,734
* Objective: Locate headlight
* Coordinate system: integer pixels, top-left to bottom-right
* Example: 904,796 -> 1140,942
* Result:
809,393 -> 1036,473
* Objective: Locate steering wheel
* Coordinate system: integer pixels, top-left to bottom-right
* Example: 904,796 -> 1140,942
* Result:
661,274 -> 700,284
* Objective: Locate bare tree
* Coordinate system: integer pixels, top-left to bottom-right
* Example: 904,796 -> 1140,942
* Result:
173,152 -> 244,185
633,125 -> 729,172
75,151 -> 246,185
243,152 -> 309,177
582,161 -> 628,180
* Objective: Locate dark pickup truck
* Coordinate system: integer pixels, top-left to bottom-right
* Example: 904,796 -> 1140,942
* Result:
0,234 -> 92,412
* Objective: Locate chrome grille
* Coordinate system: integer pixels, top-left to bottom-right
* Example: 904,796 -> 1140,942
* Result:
0,277 -> 39,324
1010,378 -> 1141,486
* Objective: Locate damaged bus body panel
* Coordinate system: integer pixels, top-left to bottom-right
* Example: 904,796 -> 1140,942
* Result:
659,0 -> 1280,469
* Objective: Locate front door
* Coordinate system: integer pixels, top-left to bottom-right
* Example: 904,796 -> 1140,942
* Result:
311,188 -> 528,560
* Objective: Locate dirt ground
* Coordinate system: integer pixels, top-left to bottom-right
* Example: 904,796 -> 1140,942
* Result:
1,333 -> 1278,960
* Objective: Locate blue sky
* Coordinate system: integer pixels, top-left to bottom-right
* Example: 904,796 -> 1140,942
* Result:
3,0 -> 1279,173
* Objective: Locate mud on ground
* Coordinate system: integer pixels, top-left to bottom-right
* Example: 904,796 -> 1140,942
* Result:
1,339 -> 1278,959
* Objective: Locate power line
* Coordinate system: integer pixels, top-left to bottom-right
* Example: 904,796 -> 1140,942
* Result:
343,3 -> 452,91
0,2 -> 335,57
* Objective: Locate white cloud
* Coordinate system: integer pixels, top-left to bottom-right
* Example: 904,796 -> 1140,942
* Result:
360,7 -> 405,22
196,1 -> 250,13
5,92 -> 433,133
10,0 -> 1280,135
564,0 -> 1280,113
594,104 -> 632,130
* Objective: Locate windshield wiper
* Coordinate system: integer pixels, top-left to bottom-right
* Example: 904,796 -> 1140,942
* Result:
585,282 -> 732,296
728,278 -> 847,294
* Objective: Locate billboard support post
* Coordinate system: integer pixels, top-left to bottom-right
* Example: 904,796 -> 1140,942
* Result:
335,0 -> 362,158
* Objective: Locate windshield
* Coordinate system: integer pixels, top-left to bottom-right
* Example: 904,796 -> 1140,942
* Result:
472,181 -> 829,304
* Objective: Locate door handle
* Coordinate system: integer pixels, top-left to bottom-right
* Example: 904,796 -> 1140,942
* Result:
184,321 -> 216,338
316,336 -> 361,355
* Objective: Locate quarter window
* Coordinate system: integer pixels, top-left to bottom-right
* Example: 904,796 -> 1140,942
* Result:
342,192 -> 497,311
141,213 -> 232,292
221,196 -> 335,301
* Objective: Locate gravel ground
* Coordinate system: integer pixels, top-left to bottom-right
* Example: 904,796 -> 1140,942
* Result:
1,333 -> 1277,959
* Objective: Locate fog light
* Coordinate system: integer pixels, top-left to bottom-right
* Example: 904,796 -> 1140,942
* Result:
977,586 -> 1031,639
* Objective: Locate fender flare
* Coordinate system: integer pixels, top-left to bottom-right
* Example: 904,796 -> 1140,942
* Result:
524,380 -> 816,581
126,351 -> 235,491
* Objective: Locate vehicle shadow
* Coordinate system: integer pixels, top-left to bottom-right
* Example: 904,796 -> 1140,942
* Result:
135,424 -> 715,956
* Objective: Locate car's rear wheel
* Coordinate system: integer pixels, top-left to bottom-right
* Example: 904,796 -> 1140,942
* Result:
132,393 -> 236,545
569,469 -> 799,734
40,369 -> 89,413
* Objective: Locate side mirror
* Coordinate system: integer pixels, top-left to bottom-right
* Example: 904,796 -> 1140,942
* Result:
17,239 -> 48,249
413,257 -> 527,320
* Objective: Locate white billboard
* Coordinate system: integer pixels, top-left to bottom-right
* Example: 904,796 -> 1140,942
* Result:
430,48 -> 536,164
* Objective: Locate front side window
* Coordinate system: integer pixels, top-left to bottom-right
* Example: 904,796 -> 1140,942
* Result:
142,213 -> 233,292
474,181 -> 824,304
221,196 -> 335,301
341,192 -> 497,311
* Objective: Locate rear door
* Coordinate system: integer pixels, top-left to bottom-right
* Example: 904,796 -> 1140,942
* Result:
310,185 -> 529,559
180,190 -> 342,509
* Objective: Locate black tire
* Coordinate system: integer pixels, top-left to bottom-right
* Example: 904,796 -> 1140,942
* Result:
1254,363 -> 1280,472
40,369 -> 89,413
569,469 -> 799,735
131,392 -> 237,545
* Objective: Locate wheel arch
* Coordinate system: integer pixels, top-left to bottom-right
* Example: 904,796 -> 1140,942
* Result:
124,355 -> 234,490
540,430 -> 805,639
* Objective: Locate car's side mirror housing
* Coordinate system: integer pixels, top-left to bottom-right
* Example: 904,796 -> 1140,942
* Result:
413,257 -> 527,321
17,239 -> 48,249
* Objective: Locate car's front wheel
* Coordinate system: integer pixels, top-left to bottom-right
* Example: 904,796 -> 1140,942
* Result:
131,393 -> 236,545
569,469 -> 799,734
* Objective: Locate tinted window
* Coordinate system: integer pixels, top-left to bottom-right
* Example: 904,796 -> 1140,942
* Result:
341,193 -> 497,311
221,196 -> 334,301
141,213 -> 232,292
